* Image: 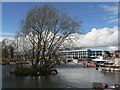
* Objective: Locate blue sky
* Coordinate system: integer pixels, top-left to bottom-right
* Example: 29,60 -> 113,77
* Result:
2,2 -> 118,39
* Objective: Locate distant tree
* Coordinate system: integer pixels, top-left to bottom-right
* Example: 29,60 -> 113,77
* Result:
9,45 -> 14,58
2,39 -> 9,58
16,4 -> 81,75
2,39 -> 14,58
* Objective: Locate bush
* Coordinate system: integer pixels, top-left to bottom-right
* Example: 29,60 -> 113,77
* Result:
14,67 -> 30,76
13,66 -> 58,76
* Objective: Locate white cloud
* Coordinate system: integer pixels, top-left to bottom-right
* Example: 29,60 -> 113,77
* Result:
0,32 -> 15,42
1,27 -> 119,52
99,5 -> 118,15
107,18 -> 118,23
0,37 -> 14,42
0,32 -> 15,36
100,5 -> 118,23
0,38 -> 2,42
103,16 -> 118,23
106,46 -> 119,53
64,26 -> 118,49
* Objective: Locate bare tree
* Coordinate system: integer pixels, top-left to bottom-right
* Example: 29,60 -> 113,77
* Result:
16,4 -> 80,75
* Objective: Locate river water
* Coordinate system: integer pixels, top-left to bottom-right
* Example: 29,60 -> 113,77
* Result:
1,63 -> 120,88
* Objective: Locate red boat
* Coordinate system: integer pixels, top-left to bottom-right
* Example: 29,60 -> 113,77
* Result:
83,61 -> 96,67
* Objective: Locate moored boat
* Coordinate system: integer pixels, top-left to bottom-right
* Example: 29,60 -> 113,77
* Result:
83,61 -> 96,67
100,58 -> 120,71
92,56 -> 109,64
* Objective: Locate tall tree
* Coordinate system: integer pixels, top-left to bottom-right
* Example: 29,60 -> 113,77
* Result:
16,4 -> 81,75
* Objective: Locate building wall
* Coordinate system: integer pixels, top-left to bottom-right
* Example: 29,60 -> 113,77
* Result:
62,49 -> 103,59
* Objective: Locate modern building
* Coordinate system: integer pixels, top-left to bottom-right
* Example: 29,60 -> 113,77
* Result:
61,48 -> 103,59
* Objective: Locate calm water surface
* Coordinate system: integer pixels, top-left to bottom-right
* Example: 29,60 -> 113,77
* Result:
1,63 -> 120,88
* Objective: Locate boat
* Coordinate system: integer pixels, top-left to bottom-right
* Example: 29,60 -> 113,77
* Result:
83,61 -> 96,67
93,82 -> 108,89
93,82 -> 120,89
92,56 -> 109,64
100,58 -> 120,71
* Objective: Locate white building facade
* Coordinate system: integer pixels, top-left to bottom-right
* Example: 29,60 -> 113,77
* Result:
61,48 -> 103,59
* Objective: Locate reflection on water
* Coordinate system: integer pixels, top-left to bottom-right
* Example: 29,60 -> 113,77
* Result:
1,63 -> 120,88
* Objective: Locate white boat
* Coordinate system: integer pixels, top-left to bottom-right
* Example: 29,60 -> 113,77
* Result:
101,58 -> 120,71
92,56 -> 109,63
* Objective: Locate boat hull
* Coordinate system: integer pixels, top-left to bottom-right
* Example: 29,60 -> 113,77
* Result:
83,62 -> 96,67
